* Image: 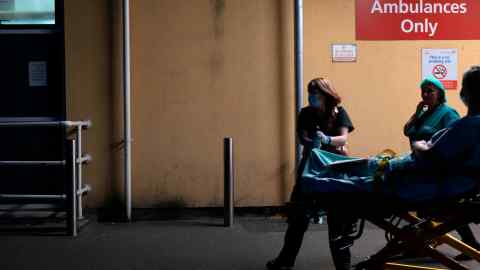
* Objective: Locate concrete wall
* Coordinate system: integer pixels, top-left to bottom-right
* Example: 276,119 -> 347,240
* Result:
63,0 -> 480,208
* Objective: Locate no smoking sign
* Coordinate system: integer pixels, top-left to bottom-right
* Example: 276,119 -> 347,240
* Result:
422,48 -> 458,89
432,64 -> 448,80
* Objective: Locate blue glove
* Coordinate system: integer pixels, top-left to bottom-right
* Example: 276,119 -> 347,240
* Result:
316,131 -> 332,146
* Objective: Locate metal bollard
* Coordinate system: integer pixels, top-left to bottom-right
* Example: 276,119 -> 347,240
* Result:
224,137 -> 234,227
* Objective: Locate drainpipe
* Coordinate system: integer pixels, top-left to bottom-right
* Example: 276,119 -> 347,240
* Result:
122,0 -> 132,221
294,0 -> 304,169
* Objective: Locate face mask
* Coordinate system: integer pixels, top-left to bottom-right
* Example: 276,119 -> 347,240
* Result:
308,94 -> 322,108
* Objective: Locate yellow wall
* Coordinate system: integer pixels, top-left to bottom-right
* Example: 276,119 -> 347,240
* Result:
130,0 -> 295,207
64,0 -> 114,207
63,0 -> 480,208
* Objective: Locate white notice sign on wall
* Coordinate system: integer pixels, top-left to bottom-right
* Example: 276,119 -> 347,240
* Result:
422,48 -> 458,89
332,44 -> 357,62
29,61 -> 48,87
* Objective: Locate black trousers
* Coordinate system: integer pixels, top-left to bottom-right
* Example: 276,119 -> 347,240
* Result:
274,155 -> 352,270
275,208 -> 352,270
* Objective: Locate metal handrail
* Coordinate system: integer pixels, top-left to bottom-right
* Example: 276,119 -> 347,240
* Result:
0,120 -> 91,128
0,120 -> 92,236
0,161 -> 66,166
0,194 -> 66,200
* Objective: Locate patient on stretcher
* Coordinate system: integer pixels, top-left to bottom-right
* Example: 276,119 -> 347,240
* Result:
300,110 -> 480,204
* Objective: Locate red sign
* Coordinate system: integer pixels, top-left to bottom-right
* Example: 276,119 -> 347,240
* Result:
356,0 -> 480,40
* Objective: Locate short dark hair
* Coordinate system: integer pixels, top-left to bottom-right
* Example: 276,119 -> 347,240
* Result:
462,65 -> 480,104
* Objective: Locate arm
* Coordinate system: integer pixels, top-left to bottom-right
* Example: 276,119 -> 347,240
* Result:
322,107 -> 353,147
413,120 -> 471,163
329,127 -> 349,147
404,102 -> 428,136
411,127 -> 450,158
404,113 -> 417,136
296,109 -> 310,147
411,140 -> 433,159
317,127 -> 349,148
299,129 -> 313,147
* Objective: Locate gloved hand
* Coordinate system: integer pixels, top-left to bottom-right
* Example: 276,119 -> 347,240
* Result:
412,140 -> 432,151
412,140 -> 433,158
316,131 -> 332,146
415,102 -> 430,117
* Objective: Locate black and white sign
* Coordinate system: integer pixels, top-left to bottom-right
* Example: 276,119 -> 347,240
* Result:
29,61 -> 48,87
332,44 -> 357,62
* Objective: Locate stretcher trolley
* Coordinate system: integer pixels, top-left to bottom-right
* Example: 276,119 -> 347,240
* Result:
297,149 -> 480,269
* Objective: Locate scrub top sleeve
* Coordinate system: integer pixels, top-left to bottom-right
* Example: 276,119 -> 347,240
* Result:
336,107 -> 354,132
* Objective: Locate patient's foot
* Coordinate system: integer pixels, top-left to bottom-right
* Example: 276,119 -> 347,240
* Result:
266,259 -> 293,270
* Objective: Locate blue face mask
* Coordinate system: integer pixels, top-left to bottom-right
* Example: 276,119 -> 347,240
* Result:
308,94 -> 322,108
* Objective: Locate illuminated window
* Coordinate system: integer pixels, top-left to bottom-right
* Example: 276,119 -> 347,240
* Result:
0,0 -> 55,25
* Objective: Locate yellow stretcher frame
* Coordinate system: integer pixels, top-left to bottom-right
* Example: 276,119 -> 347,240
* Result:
352,200 -> 480,270
382,213 -> 480,270
360,212 -> 480,270
290,186 -> 480,269
384,263 -> 448,270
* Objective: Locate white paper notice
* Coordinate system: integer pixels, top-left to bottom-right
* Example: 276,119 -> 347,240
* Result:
332,44 -> 357,62
29,61 -> 48,87
422,48 -> 458,89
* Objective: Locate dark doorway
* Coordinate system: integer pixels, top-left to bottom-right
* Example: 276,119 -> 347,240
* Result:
0,0 -> 67,196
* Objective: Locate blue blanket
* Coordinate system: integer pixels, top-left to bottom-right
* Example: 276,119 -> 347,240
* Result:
300,149 -> 477,203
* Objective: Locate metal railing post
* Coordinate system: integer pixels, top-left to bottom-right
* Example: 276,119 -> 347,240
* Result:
67,140 -> 77,237
76,127 -> 83,219
224,137 -> 234,227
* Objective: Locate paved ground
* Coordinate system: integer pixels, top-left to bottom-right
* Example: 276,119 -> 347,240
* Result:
1,217 -> 480,270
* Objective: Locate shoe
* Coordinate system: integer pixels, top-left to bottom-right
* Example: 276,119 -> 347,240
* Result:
454,253 -> 473,261
266,259 -> 293,270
